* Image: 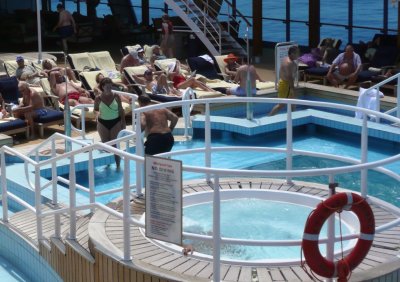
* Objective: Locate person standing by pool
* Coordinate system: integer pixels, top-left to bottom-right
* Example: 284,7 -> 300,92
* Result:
138,94 -> 178,155
53,3 -> 77,53
160,14 -> 175,58
268,45 -> 300,116
94,78 -> 126,168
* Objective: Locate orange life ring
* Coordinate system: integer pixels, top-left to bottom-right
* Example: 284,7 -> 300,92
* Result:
302,192 -> 375,280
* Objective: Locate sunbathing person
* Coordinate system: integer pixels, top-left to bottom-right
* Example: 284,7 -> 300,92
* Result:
120,50 -> 141,84
132,69 -> 181,96
226,64 -> 265,96
15,56 -> 45,86
50,72 -> 94,106
150,45 -> 167,63
168,61 -> 214,92
12,82 -> 47,138
42,59 -> 78,82
224,53 -> 241,81
93,73 -> 132,103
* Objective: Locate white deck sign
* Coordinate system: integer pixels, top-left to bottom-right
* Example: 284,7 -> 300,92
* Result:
145,156 -> 182,245
275,41 -> 298,89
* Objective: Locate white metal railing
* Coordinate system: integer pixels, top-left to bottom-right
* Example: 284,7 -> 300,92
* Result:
1,97 -> 400,282
365,72 -> 400,122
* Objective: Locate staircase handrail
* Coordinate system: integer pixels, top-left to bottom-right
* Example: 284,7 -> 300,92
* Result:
178,1 -> 222,50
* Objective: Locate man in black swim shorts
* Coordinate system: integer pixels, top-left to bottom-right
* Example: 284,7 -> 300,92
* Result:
138,94 -> 178,155
53,3 -> 77,53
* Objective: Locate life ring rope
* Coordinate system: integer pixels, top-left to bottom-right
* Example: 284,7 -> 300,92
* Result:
301,192 -> 375,282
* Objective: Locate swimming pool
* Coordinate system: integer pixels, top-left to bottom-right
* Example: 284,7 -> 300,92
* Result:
69,125 -> 400,207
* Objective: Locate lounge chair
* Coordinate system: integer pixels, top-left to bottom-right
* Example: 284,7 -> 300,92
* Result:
88,51 -> 119,72
67,52 -> 96,73
0,118 -> 29,139
187,55 -> 222,80
120,44 -> 142,57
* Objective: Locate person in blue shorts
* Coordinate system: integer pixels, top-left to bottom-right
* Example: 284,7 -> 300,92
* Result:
53,3 -> 77,53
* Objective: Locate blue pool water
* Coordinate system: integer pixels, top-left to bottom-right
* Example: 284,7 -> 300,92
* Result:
183,198 -> 352,260
0,256 -> 29,282
71,126 -> 400,207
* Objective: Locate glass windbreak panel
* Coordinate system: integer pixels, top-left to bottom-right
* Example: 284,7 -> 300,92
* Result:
388,3 -> 399,31
321,0 -> 348,26
264,1 -> 286,19
291,0 -> 308,21
263,20 -> 286,43
321,26 -> 348,47
353,1 -> 383,42
290,22 -> 308,46
352,28 -> 378,44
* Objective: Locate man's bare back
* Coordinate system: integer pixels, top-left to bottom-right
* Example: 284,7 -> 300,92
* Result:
142,109 -> 177,135
59,10 -> 74,27
280,56 -> 297,87
234,65 -> 260,89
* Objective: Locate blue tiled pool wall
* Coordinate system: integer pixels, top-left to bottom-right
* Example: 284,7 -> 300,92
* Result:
209,92 -> 395,122
193,124 -> 400,153
0,224 -> 62,282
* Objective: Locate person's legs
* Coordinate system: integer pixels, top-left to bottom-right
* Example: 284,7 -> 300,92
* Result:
78,96 -> 94,104
344,75 -> 358,89
178,78 -> 213,92
327,72 -> 339,87
268,104 -> 286,116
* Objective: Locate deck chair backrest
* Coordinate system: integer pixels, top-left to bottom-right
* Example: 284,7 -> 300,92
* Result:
4,60 -> 32,77
88,51 -> 117,72
79,70 -> 108,91
67,52 -> 96,72
0,76 -> 20,104
121,44 -> 142,57
32,58 -> 57,72
370,46 -> 399,68
123,66 -> 149,83
214,55 -> 228,76
154,58 -> 177,72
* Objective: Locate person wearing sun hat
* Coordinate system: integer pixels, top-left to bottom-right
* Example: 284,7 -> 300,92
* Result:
223,53 -> 241,81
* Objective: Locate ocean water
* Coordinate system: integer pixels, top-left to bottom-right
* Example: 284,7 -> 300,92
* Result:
53,0 -> 398,46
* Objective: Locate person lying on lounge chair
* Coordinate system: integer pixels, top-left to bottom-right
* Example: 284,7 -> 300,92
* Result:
224,53 -> 242,81
168,61 -> 214,92
42,59 -> 78,83
15,56 -> 45,86
12,82 -> 47,138
50,72 -> 94,106
132,69 -> 181,96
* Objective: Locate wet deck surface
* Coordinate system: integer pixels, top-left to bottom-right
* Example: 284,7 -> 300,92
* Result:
6,177 -> 400,281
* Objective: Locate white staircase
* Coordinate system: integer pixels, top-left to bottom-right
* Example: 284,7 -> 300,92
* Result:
164,0 -> 249,57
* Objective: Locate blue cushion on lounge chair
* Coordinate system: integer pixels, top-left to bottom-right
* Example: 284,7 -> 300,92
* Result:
33,109 -> 64,123
304,67 -> 329,76
0,76 -> 20,104
357,70 -> 381,82
0,119 -> 26,132
187,57 -> 221,80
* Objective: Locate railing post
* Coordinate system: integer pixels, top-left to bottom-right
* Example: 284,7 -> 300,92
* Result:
227,1 -> 231,35
326,176 -> 337,280
51,139 -> 61,239
35,165 -> 43,241
375,86 -> 381,123
122,156 -> 132,261
286,103 -> 293,184
360,115 -> 368,197
205,102 -> 211,182
135,110 -> 144,197
212,175 -> 220,282
397,76 -> 400,119
88,150 -> 95,213
68,155 -> 77,240
1,151 -> 8,222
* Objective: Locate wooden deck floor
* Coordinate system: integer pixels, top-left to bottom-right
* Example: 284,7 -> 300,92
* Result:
6,178 -> 400,281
